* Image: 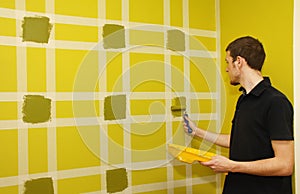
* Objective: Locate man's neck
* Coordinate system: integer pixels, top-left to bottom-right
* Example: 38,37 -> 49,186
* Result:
240,69 -> 264,94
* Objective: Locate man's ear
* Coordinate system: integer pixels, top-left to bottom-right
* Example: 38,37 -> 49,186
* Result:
235,56 -> 244,68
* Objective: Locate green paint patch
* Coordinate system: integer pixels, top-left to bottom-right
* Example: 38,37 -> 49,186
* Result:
106,168 -> 128,193
167,29 -> 185,51
22,95 -> 51,124
24,177 -> 54,194
22,16 -> 52,43
102,24 -> 125,49
104,95 -> 126,120
171,96 -> 186,117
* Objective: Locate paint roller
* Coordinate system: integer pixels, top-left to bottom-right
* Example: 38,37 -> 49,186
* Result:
170,105 -> 186,112
170,105 -> 193,134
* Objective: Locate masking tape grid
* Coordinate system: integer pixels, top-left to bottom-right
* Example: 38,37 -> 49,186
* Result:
98,50 -> 108,194
0,92 -> 217,101
81,175 -> 216,193
0,113 -> 217,131
122,0 -> 132,192
15,1 -> 28,194
98,0 -> 105,20
46,0 -> 58,193
97,44 -> 107,181
0,1 -> 220,193
164,0 -> 174,192
97,3 -> 107,186
0,169 -> 215,192
0,36 -> 217,58
0,7 -> 217,37
182,1 -> 195,193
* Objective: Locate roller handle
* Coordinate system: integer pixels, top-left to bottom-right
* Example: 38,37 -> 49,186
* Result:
183,112 -> 193,134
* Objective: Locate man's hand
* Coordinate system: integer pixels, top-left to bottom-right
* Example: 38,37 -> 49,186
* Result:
182,115 -> 197,135
200,155 -> 234,173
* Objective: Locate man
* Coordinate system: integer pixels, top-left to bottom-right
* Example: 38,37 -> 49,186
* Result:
183,36 -> 294,194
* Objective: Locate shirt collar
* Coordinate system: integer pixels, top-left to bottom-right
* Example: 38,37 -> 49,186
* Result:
239,77 -> 271,96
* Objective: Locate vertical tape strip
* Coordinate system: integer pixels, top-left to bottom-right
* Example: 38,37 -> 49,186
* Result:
45,1 -> 57,192
122,1 -> 132,193
164,0 -> 174,193
15,1 -> 28,194
98,2 -> 107,189
182,0 -> 193,193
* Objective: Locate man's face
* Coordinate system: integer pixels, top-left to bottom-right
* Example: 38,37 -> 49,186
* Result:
225,51 -> 240,86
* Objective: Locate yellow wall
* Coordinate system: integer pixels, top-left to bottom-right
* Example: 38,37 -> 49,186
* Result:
220,0 -> 294,133
0,0 -> 220,193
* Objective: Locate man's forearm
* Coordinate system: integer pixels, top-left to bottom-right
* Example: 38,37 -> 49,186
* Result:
194,128 -> 230,148
231,157 -> 293,176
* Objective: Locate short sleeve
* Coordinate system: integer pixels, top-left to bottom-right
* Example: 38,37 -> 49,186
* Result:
266,96 -> 294,140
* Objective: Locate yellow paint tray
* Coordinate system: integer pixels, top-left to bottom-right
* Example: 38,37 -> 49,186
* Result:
168,143 -> 215,164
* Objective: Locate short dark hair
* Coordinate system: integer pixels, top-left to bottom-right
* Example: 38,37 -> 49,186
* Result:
226,36 -> 266,71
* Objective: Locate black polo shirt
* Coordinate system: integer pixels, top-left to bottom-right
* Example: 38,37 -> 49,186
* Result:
223,77 -> 294,194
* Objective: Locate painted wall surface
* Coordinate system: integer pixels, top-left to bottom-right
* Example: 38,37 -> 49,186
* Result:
220,0 -> 294,134
220,0 -> 294,192
0,0 -> 223,194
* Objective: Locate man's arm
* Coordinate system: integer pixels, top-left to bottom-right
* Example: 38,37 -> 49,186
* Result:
183,116 -> 231,148
201,140 -> 294,176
